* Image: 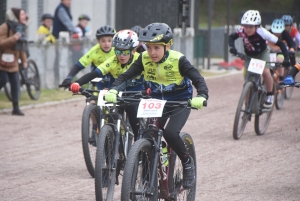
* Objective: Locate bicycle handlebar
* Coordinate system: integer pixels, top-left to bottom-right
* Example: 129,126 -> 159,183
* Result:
234,52 -> 282,68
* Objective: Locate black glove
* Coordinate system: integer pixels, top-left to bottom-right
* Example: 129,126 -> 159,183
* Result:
59,78 -> 72,88
282,60 -> 290,68
229,47 -> 237,55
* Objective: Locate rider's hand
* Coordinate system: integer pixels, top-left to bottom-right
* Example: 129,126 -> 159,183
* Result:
70,83 -> 80,93
60,78 -> 72,88
282,59 -> 290,67
190,96 -> 206,109
283,76 -> 294,85
229,47 -> 237,55
105,89 -> 118,103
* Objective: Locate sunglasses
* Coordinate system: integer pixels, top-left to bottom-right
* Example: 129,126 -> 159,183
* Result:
115,49 -> 131,56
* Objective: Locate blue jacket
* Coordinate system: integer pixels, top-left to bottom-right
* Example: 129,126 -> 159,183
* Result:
52,3 -> 73,39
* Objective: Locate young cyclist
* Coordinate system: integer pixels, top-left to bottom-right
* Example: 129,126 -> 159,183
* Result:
104,22 -> 208,189
37,13 -> 56,43
131,25 -> 147,53
281,15 -> 300,50
59,25 -> 116,89
268,19 -> 295,84
69,29 -> 144,138
229,10 -> 290,108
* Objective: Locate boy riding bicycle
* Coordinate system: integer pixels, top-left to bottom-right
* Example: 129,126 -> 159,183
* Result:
70,29 -> 144,139
228,10 -> 290,108
59,25 -> 116,89
104,22 -> 208,189
268,19 -> 296,86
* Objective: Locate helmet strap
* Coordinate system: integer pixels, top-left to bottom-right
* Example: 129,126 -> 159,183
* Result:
121,54 -> 134,67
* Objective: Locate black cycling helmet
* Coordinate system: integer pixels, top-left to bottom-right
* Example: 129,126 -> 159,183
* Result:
131,25 -> 143,37
78,14 -> 90,21
41,13 -> 53,21
139,22 -> 173,45
96,25 -> 116,39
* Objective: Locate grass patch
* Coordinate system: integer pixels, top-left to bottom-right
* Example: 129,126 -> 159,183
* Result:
0,89 -> 80,110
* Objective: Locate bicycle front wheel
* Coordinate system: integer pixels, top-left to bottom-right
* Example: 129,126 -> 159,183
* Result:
275,87 -> 285,110
25,60 -> 41,100
168,132 -> 197,201
232,82 -> 253,140
254,82 -> 275,135
284,85 -> 294,99
121,138 -> 157,201
81,104 -> 101,178
95,125 -> 116,201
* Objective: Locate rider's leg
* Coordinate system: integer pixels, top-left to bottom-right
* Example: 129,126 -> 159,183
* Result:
262,68 -> 274,108
276,54 -> 284,80
125,104 -> 139,141
158,106 -> 195,188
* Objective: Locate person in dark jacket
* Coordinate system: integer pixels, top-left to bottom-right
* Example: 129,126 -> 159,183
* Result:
0,8 -> 29,115
52,0 -> 77,39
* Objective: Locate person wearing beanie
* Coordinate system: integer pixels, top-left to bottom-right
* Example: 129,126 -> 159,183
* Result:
37,13 -> 56,43
0,8 -> 29,116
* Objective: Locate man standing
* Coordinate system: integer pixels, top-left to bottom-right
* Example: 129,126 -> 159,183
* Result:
52,0 -> 77,39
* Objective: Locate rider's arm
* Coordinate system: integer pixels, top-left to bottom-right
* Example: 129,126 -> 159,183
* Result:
282,30 -> 295,50
275,40 -> 289,61
111,54 -> 144,91
228,32 -> 239,48
179,56 -> 209,99
75,70 -> 103,86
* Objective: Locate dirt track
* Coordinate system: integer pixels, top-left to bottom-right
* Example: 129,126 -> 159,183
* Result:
1,73 -> 300,201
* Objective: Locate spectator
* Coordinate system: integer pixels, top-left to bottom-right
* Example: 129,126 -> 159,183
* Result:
0,8 -> 29,116
37,13 -> 56,43
72,14 -> 91,39
52,0 -> 77,39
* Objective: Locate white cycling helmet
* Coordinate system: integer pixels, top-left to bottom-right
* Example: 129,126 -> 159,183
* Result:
241,10 -> 261,25
271,19 -> 285,33
112,29 -> 139,50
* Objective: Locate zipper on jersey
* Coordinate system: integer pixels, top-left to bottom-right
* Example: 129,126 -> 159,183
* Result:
157,63 -> 164,100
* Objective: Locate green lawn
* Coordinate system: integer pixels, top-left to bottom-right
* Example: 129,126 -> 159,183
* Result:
0,89 -> 80,110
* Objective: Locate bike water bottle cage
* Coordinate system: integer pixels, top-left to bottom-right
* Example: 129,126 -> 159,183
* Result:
114,49 -> 131,56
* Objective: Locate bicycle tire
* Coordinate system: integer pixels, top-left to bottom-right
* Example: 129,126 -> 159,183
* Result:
232,82 -> 253,140
26,60 -> 41,100
95,125 -> 116,201
284,85 -> 294,99
121,138 -> 157,201
254,82 -> 275,135
81,104 -> 101,178
275,87 -> 285,110
168,132 -> 197,201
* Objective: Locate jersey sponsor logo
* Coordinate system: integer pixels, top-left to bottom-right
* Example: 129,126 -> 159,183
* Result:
164,64 -> 173,70
147,68 -> 156,75
106,63 -> 110,67
145,61 -> 153,66
147,75 -> 156,80
165,71 -> 175,77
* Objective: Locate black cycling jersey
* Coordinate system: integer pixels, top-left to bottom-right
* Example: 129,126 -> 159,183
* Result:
269,29 -> 295,49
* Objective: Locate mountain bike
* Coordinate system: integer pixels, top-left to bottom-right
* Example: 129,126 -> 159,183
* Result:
61,78 -> 110,178
119,93 -> 207,200
4,59 -> 40,100
232,53 -> 281,140
270,52 -> 295,109
92,90 -> 146,201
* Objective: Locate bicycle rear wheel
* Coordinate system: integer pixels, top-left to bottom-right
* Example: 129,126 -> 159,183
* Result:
168,132 -> 197,201
121,138 -> 157,201
232,82 -> 253,140
254,82 -> 275,135
81,104 -> 101,178
284,85 -> 294,99
25,60 -> 41,100
95,125 -> 116,201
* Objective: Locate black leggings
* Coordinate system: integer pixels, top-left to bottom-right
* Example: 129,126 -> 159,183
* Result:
0,70 -> 20,103
158,106 -> 191,163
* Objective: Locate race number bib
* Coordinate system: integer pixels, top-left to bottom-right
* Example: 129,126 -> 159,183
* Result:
248,58 -> 266,75
97,90 -> 123,106
137,99 -> 166,118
